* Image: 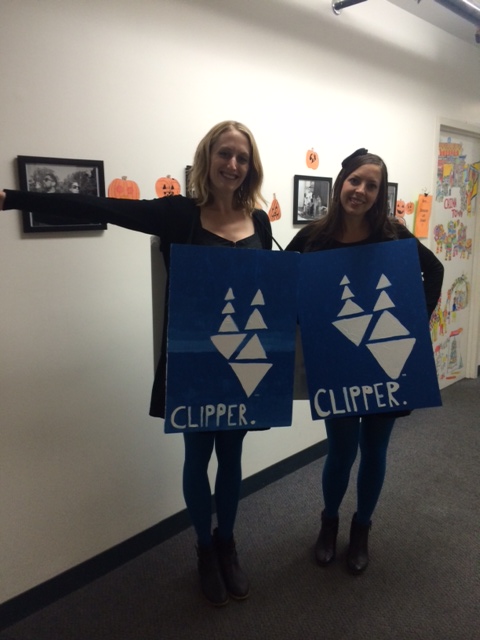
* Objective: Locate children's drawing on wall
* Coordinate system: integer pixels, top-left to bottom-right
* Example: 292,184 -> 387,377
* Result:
430,274 -> 470,382
431,135 -> 478,389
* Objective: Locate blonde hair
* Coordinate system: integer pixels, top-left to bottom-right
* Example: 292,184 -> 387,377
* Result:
188,120 -> 265,212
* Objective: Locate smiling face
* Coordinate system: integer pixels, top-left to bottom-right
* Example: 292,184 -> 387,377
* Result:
340,163 -> 382,221
208,129 -> 251,197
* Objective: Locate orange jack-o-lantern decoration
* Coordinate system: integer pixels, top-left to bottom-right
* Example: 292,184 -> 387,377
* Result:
306,149 -> 319,170
155,175 -> 181,198
396,200 -> 405,217
108,176 -> 140,200
406,201 -> 415,215
268,194 -> 281,221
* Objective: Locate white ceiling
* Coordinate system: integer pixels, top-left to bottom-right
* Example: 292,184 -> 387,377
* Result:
386,0 -> 480,46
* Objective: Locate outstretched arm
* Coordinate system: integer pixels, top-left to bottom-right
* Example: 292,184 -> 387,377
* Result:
0,188 -> 192,237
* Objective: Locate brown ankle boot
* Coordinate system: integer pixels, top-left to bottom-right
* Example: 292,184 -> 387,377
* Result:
196,543 -> 228,606
213,528 -> 250,600
315,510 -> 339,566
347,513 -> 371,575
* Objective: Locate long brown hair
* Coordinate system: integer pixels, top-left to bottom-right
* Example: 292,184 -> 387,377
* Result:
305,149 -> 400,249
188,120 -> 265,212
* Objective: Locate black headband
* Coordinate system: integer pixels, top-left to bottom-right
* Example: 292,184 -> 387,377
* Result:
341,148 -> 368,168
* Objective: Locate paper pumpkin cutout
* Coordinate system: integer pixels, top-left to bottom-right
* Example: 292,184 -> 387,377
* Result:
306,149 -> 319,170
155,175 -> 181,198
108,176 -> 140,200
268,194 -> 281,221
406,202 -> 415,215
396,200 -> 405,215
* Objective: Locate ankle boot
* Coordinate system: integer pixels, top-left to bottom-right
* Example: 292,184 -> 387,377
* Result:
347,513 -> 371,575
196,543 -> 228,606
213,528 -> 250,600
315,510 -> 339,566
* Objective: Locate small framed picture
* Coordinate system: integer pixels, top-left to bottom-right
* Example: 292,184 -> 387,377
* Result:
293,175 -> 332,225
387,182 -> 398,217
185,165 -> 196,198
16,155 -> 106,233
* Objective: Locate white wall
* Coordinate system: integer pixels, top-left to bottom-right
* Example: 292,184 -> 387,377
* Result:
0,0 -> 479,604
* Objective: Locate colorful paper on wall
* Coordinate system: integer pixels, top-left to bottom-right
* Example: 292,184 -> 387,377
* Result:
164,245 -> 300,433
414,194 -> 432,238
297,239 -> 441,421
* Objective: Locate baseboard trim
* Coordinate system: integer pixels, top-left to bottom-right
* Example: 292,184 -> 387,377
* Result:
0,440 -> 327,631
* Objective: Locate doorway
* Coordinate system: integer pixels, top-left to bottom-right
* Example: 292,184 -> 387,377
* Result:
430,121 -> 480,389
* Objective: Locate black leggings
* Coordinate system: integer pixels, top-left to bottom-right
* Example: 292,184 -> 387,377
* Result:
322,414 -> 396,524
183,430 -> 247,546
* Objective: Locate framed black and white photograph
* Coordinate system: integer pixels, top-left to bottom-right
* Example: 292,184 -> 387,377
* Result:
293,175 -> 332,225
185,164 -> 196,198
17,155 -> 106,233
387,182 -> 398,217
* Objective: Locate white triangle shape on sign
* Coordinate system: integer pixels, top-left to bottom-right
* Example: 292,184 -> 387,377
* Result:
222,302 -> 235,314
342,286 -> 354,300
332,314 -> 373,346
366,337 -> 416,379
229,362 -> 273,397
376,274 -> 391,289
236,334 -> 267,360
369,310 -> 409,340
210,333 -> 247,359
373,291 -> 395,312
245,308 -> 267,330
218,315 -> 239,333
251,290 -> 265,306
338,299 -> 364,317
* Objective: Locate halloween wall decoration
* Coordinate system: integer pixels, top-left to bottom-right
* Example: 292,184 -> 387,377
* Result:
155,175 -> 181,198
406,202 -> 415,215
107,176 -> 140,200
268,194 -> 281,221
395,199 -> 406,225
306,148 -> 319,170
414,194 -> 433,238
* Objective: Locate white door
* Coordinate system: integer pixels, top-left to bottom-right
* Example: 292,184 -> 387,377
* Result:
430,125 -> 480,389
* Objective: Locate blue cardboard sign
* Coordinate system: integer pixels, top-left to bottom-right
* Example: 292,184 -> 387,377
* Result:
297,239 -> 441,419
164,245 -> 300,433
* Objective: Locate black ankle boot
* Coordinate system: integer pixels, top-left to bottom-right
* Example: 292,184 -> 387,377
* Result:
347,513 -> 371,575
315,510 -> 339,566
213,528 -> 250,600
196,543 -> 228,606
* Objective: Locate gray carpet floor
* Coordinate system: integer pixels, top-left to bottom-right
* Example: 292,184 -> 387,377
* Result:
1,378 -> 479,640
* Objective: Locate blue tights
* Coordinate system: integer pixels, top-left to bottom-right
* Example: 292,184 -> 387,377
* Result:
322,415 -> 396,525
183,430 -> 247,547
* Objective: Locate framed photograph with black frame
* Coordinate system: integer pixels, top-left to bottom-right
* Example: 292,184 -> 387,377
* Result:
293,175 -> 332,225
185,165 -> 196,198
16,155 -> 106,233
387,182 -> 398,217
